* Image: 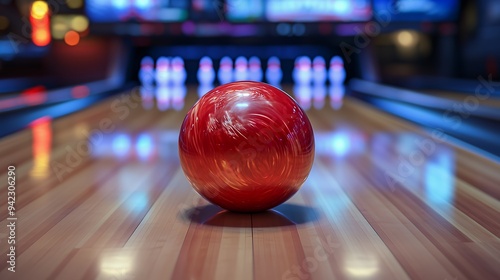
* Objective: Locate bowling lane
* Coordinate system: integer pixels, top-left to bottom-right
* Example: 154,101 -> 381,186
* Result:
1,86 -> 499,279
424,89 -> 500,108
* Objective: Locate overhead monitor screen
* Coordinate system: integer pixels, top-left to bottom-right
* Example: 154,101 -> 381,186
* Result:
226,0 -> 371,22
265,0 -> 372,22
373,0 -> 460,21
86,0 -> 189,22
226,0 -> 265,22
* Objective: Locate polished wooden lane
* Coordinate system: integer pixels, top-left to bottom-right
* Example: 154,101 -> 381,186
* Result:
1,85 -> 499,280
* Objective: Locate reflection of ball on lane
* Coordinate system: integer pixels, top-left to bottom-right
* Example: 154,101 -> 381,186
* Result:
179,81 -> 315,212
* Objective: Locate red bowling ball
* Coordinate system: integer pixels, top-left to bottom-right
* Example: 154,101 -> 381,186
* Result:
178,81 -> 314,212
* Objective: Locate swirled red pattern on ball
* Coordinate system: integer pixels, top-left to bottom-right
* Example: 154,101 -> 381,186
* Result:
179,81 -> 315,212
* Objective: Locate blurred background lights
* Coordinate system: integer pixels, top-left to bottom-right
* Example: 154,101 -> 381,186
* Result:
31,1 -> 49,20
52,22 -> 67,39
51,15 -> 89,40
71,16 -> 89,32
112,134 -> 132,158
112,0 -> 128,9
33,28 -> 50,46
66,0 -> 84,9
30,1 -> 51,46
397,30 -> 417,47
333,0 -> 351,13
64,30 -> 80,46
136,0 -> 152,9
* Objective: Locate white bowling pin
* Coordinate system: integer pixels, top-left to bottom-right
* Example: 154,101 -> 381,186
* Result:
197,56 -> 215,85
292,56 -> 312,85
155,56 -> 171,87
248,56 -> 263,82
234,56 -> 248,81
171,56 -> 186,85
329,56 -> 346,85
312,56 -> 327,85
139,56 -> 155,87
265,56 -> 282,87
218,56 -> 233,85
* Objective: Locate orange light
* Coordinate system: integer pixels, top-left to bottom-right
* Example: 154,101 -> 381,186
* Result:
31,1 -> 49,20
64,30 -> 80,46
33,28 -> 51,46
30,1 -> 51,47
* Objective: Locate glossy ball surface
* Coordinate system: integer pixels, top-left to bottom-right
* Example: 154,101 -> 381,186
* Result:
179,82 -> 314,212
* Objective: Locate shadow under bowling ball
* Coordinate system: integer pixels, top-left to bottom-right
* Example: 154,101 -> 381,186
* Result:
181,204 -> 319,228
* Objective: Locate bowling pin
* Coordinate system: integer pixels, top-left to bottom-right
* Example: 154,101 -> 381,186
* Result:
171,56 -> 187,85
312,56 -> 327,85
139,56 -> 155,87
292,56 -> 312,85
234,56 -> 248,81
218,56 -> 233,85
197,56 -> 215,85
248,56 -> 263,82
265,56 -> 282,87
328,56 -> 346,85
155,56 -> 171,87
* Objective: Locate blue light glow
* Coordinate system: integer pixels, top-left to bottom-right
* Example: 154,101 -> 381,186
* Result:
425,149 -> 455,204
373,0 -> 460,21
112,0 -> 128,9
331,132 -> 350,157
86,0 -> 188,22
126,192 -> 149,213
135,0 -> 152,9
112,134 -> 131,158
266,0 -> 371,22
334,0 -> 350,13
136,133 -> 154,161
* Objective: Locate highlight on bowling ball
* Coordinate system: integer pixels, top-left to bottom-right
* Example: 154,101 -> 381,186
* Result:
178,81 -> 315,212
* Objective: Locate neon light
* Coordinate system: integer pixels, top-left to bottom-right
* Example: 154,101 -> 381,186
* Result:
31,1 -> 51,47
31,1 -> 49,20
